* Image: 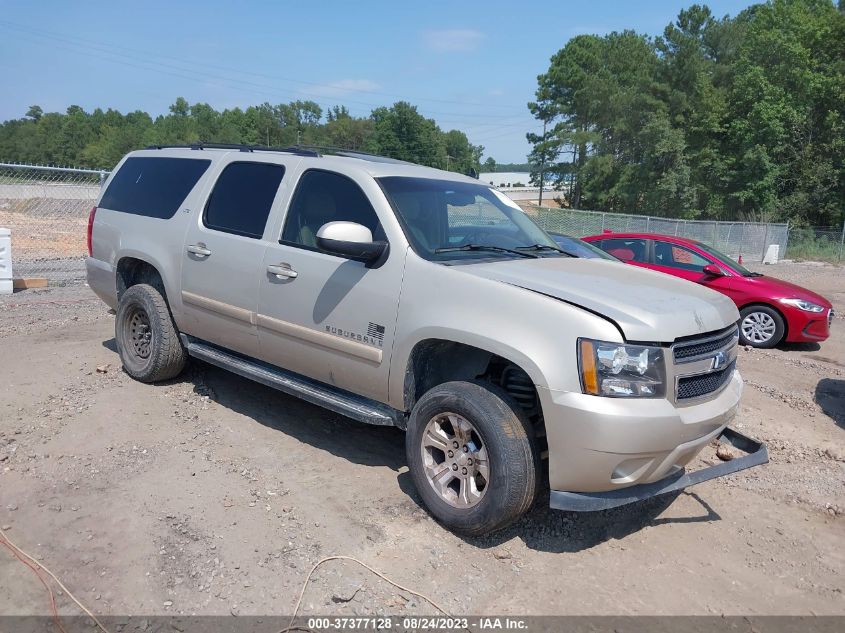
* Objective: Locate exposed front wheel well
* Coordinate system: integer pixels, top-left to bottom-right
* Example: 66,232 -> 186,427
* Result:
404,339 -> 545,440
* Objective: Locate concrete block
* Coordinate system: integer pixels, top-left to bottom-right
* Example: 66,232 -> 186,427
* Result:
0,228 -> 12,295
763,244 -> 780,264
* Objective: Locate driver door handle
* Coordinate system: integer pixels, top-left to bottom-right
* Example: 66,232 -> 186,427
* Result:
186,243 -> 212,257
267,263 -> 298,279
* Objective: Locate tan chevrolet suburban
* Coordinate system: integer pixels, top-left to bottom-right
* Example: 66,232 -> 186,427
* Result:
86,144 -> 767,535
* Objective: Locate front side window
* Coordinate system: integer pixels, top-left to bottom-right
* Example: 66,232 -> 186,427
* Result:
281,170 -> 383,248
599,238 -> 648,263
654,241 -> 711,272
693,241 -> 754,276
204,162 -> 285,238
379,177 -> 559,261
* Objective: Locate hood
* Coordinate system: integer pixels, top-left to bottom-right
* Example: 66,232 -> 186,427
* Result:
460,257 -> 740,342
745,274 -> 832,308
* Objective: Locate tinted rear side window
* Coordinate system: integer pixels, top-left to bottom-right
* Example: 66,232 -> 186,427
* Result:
204,162 -> 285,239
599,238 -> 648,263
100,157 -> 211,219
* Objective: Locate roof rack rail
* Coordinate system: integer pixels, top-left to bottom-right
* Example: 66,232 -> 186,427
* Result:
296,145 -> 415,165
143,142 -> 420,165
144,142 -> 320,157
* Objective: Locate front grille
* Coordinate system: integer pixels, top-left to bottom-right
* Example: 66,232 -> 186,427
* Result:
673,327 -> 738,362
829,310 -> 834,328
677,361 -> 735,400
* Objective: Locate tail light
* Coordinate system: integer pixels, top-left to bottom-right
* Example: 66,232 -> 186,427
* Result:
87,206 -> 97,256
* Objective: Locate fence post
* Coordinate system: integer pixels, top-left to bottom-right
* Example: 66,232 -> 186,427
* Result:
761,223 -> 770,262
646,216 -> 651,232
601,213 -> 606,232
839,219 -> 845,263
784,220 -> 790,259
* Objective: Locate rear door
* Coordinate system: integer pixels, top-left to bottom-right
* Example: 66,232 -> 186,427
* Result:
255,168 -> 406,403
597,237 -> 651,270
180,156 -> 295,356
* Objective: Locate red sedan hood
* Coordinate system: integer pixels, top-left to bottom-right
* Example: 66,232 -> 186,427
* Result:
745,274 -> 832,308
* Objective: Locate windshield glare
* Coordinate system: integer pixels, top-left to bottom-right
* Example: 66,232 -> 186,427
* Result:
378,176 -> 560,261
693,241 -> 754,276
552,234 -> 619,260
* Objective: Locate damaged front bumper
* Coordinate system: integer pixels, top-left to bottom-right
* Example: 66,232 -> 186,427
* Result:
550,427 -> 768,512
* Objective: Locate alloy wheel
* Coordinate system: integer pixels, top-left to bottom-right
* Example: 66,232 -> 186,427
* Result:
741,311 -> 776,344
420,412 -> 489,508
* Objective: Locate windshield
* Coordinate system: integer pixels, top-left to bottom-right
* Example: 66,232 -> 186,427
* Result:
693,241 -> 756,276
378,176 -> 561,261
550,233 -> 619,260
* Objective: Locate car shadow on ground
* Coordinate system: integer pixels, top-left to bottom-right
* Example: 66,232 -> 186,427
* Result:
815,378 -> 845,430
105,340 -> 724,551
778,342 -> 822,352
189,359 -> 408,471
102,339 -> 408,470
398,471 -> 721,553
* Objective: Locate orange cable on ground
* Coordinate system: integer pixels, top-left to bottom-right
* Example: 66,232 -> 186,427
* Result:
0,527 -> 111,633
0,539 -> 67,633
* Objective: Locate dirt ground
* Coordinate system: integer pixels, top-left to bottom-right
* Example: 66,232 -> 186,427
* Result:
0,261 -> 842,618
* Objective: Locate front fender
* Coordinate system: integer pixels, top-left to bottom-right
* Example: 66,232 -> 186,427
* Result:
388,255 -> 622,410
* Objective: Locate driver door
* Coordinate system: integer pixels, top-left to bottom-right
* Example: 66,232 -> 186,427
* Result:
255,168 -> 406,403
650,240 -> 736,297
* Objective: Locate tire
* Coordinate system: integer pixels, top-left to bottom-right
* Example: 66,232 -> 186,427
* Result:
115,283 -> 187,382
739,304 -> 785,348
405,380 -> 539,536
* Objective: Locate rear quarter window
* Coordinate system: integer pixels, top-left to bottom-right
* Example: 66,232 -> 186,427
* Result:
99,157 -> 211,219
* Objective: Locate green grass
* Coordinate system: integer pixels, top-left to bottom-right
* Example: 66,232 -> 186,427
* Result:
786,228 -> 844,262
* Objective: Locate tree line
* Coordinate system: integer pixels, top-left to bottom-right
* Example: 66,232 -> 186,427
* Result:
481,159 -> 531,173
0,99 -> 484,176
529,0 -> 845,226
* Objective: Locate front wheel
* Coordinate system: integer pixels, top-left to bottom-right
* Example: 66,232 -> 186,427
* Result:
405,381 -> 539,535
739,305 -> 785,348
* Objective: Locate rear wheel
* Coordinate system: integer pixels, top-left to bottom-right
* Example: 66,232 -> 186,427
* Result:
739,305 -> 785,348
115,283 -> 187,382
405,380 -> 539,535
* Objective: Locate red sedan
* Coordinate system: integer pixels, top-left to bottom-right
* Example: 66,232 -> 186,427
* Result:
582,232 -> 834,348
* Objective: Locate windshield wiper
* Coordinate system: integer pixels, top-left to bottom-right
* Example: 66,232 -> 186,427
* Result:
434,244 -> 539,258
516,244 -> 572,256
743,272 -> 764,277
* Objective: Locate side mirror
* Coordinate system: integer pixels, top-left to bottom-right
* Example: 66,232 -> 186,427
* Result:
702,263 -> 725,277
316,221 -> 387,265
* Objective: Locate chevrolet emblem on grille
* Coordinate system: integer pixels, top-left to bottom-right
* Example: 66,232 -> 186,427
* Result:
712,351 -> 728,371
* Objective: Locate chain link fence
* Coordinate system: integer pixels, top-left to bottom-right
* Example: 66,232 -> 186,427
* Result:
783,225 -> 845,262
525,206 -> 799,263
0,162 -> 842,285
0,163 -> 107,284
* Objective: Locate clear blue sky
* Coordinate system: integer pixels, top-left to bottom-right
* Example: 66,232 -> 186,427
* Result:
0,0 -> 754,163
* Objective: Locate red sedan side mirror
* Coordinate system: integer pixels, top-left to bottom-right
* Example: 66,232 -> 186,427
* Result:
703,264 -> 725,277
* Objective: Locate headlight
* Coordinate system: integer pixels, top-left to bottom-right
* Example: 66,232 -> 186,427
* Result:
779,298 -> 825,313
578,339 -> 665,398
